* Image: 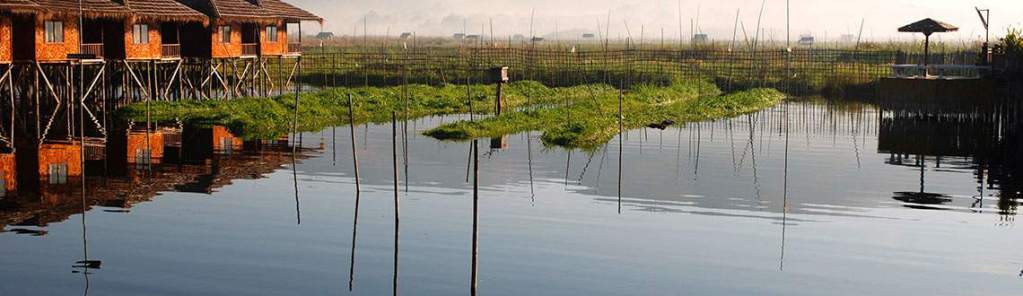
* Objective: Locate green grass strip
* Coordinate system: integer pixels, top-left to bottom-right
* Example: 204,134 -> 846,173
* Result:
425,82 -> 785,149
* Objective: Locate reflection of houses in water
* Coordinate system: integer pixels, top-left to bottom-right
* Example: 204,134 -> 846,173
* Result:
37,141 -> 81,185
0,125 -> 305,232
104,126 -> 174,176
489,136 -> 508,150
212,126 -> 243,154
877,101 -> 1021,215
171,125 -> 243,163
0,152 -> 15,193
126,130 -> 165,165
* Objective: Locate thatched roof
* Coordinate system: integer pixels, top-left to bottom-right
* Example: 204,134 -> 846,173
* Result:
30,0 -> 132,19
258,0 -> 321,22
125,0 -> 208,24
0,0 -> 208,23
898,18 -> 959,35
177,0 -> 274,23
5,0 -> 322,25
175,0 -> 320,24
0,0 -> 42,15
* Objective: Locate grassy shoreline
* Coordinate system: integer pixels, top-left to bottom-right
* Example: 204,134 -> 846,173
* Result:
116,80 -> 784,148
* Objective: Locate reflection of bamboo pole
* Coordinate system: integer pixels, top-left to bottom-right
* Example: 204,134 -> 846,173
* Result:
292,56 -> 303,225
391,111 -> 400,296
332,125 -> 336,165
527,132 -> 535,200
780,101 -> 790,272
347,96 -> 361,291
596,144 -> 608,191
694,123 -> 701,178
470,137 -> 479,296
348,94 -> 361,191
146,62 -> 153,175
617,87 -> 624,214
78,61 -> 88,270
564,151 -> 572,187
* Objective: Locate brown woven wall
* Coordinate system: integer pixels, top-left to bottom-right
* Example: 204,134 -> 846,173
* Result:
211,20 -> 241,58
124,19 -> 162,60
260,20 -> 286,56
0,17 -> 11,63
34,15 -> 79,61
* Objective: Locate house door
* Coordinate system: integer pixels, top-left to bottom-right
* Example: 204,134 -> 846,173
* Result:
11,15 -> 34,61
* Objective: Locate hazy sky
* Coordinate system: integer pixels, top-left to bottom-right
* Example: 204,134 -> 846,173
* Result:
290,0 -> 1022,42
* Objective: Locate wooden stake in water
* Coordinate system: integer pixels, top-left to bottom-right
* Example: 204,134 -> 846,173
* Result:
402,69 -> 410,192
465,75 -> 474,183
731,9 -> 740,52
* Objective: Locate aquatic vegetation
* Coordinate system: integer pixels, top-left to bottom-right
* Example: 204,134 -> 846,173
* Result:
425,81 -> 785,149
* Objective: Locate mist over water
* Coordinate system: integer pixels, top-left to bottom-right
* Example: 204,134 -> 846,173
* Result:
297,0 -> 1022,42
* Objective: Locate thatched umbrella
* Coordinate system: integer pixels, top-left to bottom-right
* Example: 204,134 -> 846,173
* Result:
898,18 -> 959,68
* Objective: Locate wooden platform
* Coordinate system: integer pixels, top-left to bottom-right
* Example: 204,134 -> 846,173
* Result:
879,77 -> 997,108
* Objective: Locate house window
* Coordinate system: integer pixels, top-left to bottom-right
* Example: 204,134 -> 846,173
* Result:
220,26 -> 232,43
44,21 -> 63,43
266,26 -> 278,42
133,24 -> 149,44
48,163 -> 68,185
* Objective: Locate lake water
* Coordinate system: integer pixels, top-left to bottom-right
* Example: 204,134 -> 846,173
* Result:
1,99 -> 1021,295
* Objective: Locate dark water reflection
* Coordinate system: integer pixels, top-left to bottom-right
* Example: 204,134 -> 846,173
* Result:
1,98 -> 1022,295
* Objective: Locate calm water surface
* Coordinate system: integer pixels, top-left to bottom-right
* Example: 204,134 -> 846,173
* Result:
2,99 -> 1022,295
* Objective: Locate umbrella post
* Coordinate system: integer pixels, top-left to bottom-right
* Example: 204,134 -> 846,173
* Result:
923,33 -> 931,76
898,18 -> 958,77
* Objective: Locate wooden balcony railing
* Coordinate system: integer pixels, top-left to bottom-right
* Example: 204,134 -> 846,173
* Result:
162,44 -> 181,58
288,43 -> 302,54
242,43 -> 259,56
81,43 -> 104,59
